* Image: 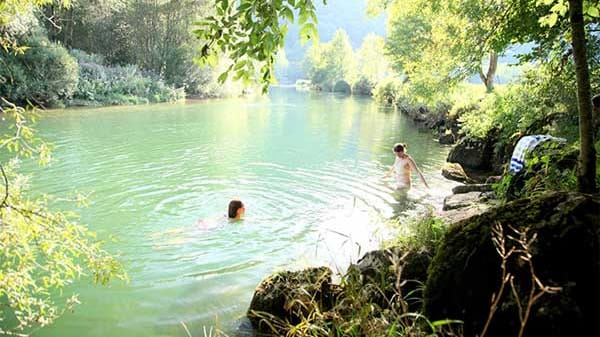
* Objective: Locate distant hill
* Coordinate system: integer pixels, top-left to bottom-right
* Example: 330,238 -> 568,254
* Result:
277,0 -> 386,83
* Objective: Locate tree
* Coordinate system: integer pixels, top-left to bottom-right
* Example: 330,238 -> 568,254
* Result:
194,0 -> 324,92
373,0 -> 502,98
355,33 -> 390,86
43,0 -> 212,92
303,28 -> 356,90
568,0 -> 597,193
196,0 -> 598,193
0,2 -> 126,334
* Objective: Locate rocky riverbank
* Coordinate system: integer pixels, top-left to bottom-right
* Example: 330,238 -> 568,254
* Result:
244,191 -> 599,337
240,105 -> 599,337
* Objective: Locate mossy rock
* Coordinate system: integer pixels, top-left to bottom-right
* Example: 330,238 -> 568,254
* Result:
424,191 -> 600,337
355,247 -> 432,312
247,266 -> 335,334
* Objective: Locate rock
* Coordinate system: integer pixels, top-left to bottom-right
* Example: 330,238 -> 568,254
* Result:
485,175 -> 502,184
442,191 -> 485,211
447,136 -> 493,170
355,247 -> 432,312
436,203 -> 492,224
247,267 -> 335,334
424,191 -> 600,337
452,183 -> 494,194
439,132 -> 455,144
441,162 -> 476,183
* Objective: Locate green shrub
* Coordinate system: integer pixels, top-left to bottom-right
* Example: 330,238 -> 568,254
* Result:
351,76 -> 374,96
494,142 -> 579,201
71,49 -> 184,106
459,62 -> 582,146
385,209 -> 447,253
373,77 -> 404,104
333,79 -> 351,94
0,33 -> 78,107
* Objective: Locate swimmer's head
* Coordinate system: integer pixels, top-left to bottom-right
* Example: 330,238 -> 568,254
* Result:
228,199 -> 245,219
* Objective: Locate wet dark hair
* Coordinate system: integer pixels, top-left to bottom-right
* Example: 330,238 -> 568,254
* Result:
393,143 -> 407,153
228,199 -> 244,218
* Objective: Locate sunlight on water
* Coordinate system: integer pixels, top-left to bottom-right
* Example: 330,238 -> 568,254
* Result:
18,87 -> 459,337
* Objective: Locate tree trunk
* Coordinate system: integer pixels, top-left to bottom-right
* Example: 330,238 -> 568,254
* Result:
593,94 -> 600,133
478,52 -> 498,92
569,0 -> 597,193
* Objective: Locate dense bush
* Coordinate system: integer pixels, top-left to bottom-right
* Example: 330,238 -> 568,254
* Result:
333,80 -> 351,94
72,49 -> 185,106
459,52 -> 597,147
351,76 -> 373,96
0,33 -> 78,107
372,77 -> 404,104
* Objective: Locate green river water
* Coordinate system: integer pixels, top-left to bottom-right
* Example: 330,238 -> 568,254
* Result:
17,87 -> 457,337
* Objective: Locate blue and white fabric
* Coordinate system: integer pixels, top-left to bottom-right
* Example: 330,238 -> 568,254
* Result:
509,135 -> 567,173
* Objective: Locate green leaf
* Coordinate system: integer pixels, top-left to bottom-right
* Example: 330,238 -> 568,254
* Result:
298,9 -> 309,25
299,22 -> 318,44
238,2 -> 252,12
206,54 -> 218,67
217,71 -> 229,83
282,6 -> 294,22
233,60 -> 246,71
585,3 -> 600,17
550,1 -> 568,16
539,13 -> 558,27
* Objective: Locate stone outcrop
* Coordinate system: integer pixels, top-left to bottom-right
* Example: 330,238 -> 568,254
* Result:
246,247 -> 432,335
247,267 -> 335,334
447,136 -> 494,171
442,191 -> 487,211
441,162 -> 476,183
424,191 -> 600,337
355,247 -> 432,312
451,183 -> 493,194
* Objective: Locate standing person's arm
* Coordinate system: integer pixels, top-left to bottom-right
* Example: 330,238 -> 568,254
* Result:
408,156 -> 429,188
384,158 -> 397,178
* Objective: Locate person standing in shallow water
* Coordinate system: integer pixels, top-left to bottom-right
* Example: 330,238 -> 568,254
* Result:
385,143 -> 430,190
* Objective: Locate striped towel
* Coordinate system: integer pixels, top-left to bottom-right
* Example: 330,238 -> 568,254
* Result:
509,135 -> 567,173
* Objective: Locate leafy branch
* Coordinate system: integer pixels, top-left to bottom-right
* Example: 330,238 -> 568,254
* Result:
194,0 -> 324,93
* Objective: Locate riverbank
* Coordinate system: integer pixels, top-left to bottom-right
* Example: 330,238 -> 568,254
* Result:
244,190 -> 599,337
239,91 -> 599,335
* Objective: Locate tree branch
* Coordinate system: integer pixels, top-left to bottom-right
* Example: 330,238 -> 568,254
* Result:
0,163 -> 8,208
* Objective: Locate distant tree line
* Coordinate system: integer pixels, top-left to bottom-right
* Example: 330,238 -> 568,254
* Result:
302,29 -> 393,96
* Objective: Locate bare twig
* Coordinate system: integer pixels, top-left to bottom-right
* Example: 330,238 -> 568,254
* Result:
481,223 -> 562,337
0,163 -> 8,207
506,225 -> 562,337
480,222 -> 516,337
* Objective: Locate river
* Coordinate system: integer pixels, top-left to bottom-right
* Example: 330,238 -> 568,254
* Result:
18,87 -> 457,337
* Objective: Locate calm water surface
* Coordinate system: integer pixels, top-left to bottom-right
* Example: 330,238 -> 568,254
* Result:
21,87 -> 457,337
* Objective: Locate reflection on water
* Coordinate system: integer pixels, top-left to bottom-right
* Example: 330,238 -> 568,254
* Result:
19,87 -> 458,337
